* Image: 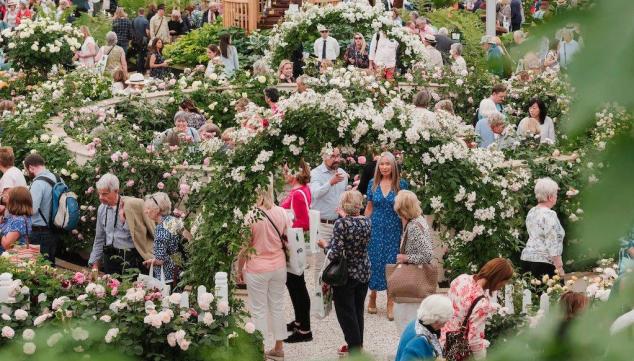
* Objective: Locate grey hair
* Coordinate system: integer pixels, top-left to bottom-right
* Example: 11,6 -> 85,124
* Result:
339,190 -> 363,216
96,173 -> 120,192
106,31 -> 118,46
417,294 -> 454,325
450,42 -> 463,56
415,18 -> 425,25
438,27 -> 449,36
413,89 -> 431,108
174,111 -> 189,123
488,112 -> 506,127
534,177 -> 559,203
144,192 -> 172,216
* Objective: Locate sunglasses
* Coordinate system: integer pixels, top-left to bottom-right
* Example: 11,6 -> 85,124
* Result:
354,37 -> 362,39
320,30 -> 328,33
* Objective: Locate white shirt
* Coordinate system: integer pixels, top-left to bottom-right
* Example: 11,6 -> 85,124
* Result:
451,56 -> 468,75
611,309 -> 634,335
0,166 -> 27,194
424,45 -> 444,69
478,97 -> 501,119
313,36 -> 340,61
539,116 -> 556,144
369,32 -> 398,68
309,163 -> 349,221
558,40 -> 580,68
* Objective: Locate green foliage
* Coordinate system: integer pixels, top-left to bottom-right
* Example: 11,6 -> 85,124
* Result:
163,22 -> 247,67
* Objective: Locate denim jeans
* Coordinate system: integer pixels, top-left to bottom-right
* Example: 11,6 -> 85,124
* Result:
30,229 -> 59,266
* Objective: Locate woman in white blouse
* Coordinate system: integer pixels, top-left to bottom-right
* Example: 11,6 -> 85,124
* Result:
520,177 -> 565,278
517,98 -> 555,144
450,43 -> 468,76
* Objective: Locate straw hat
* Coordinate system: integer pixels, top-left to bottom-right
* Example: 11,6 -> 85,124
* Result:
125,73 -> 146,85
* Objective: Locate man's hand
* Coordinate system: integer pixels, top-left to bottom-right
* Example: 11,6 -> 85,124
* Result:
329,172 -> 344,186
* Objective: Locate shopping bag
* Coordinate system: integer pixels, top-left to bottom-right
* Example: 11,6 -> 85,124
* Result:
286,228 -> 307,276
308,209 -> 321,254
310,251 -> 333,319
138,263 -> 171,296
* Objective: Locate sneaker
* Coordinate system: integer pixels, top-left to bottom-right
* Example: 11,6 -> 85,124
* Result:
337,344 -> 349,357
284,330 -> 313,343
265,349 -> 284,361
286,321 -> 299,332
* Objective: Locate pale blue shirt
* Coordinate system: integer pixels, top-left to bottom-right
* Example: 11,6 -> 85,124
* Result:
88,200 -> 135,265
309,163 -> 349,221
29,170 -> 56,227
475,117 -> 496,148
220,45 -> 239,77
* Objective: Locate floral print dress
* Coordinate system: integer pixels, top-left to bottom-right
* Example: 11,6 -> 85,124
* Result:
327,216 -> 372,283
367,178 -> 408,291
520,206 -> 565,265
152,216 -> 181,282
440,274 -> 494,353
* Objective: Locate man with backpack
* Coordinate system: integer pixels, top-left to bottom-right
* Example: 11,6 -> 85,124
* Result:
24,154 -> 60,265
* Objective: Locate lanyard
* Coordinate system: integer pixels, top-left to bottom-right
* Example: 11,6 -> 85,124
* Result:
103,196 -> 121,246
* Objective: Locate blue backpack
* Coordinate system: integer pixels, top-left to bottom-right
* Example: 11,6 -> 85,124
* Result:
35,175 -> 80,231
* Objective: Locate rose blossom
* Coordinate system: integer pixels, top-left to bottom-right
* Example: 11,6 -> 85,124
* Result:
198,292 -> 214,310
202,312 -> 214,326
168,293 -> 182,305
104,328 -> 119,343
167,333 -> 177,347
1,326 -> 15,338
244,322 -> 256,334
22,329 -> 35,341
108,278 -> 120,289
14,309 -> 28,321
126,179 -> 135,187
217,300 -> 230,315
178,338 -> 191,351
47,333 -> 62,347
179,183 -> 191,197
111,287 -> 119,296
157,182 -> 165,190
72,272 -> 86,285
203,157 -> 210,166
23,342 -> 36,355
99,315 -> 111,322
163,172 -> 171,179
357,156 -> 366,165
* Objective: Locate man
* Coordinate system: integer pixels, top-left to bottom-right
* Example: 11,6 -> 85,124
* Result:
88,173 -> 155,275
369,30 -> 399,79
482,35 -> 505,77
131,7 -> 150,73
422,34 -> 443,69
24,153 -> 59,265
310,146 -> 348,254
313,25 -> 340,63
434,27 -> 455,58
149,3 -> 170,44
478,83 -> 507,120
201,2 -> 219,25
510,0 -> 523,32
475,111 -> 506,148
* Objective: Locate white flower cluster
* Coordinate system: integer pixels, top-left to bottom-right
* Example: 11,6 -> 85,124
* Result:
251,150 -> 274,172
0,18 -> 82,53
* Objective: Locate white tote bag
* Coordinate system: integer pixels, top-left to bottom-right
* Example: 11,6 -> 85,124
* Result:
310,250 -> 333,319
291,189 -> 320,254
138,263 -> 171,296
286,228 -> 307,276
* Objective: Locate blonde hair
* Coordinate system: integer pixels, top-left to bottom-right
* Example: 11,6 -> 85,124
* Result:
278,59 -> 293,78
534,177 -> 559,203
256,184 -> 275,210
371,152 -> 401,193
394,190 -> 422,220
339,190 -> 363,216
352,33 -> 367,55
114,7 -> 127,19
144,192 -> 172,216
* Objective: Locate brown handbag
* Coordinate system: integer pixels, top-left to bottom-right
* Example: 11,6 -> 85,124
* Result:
386,219 -> 438,302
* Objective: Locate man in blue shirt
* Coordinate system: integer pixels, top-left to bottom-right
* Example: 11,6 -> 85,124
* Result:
475,112 -> 506,148
131,8 -> 150,73
24,154 -> 60,265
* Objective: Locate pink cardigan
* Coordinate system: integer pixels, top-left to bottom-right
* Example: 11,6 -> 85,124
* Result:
279,185 -> 311,231
244,206 -> 291,274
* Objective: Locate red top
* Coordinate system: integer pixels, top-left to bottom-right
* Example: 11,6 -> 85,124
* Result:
280,185 -> 311,231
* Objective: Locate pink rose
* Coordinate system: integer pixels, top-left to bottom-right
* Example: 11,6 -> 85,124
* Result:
168,79 -> 177,86
203,157 -> 210,166
126,180 -> 135,187
179,183 -> 190,197
85,187 -> 94,195
108,278 -> 120,289
122,161 -> 130,168
357,156 -> 366,165
163,173 -> 171,179
146,145 -> 155,153
244,322 -> 256,334
111,288 -> 118,296
110,152 -> 120,162
157,182 -> 165,190
121,152 -> 129,160
72,272 -> 86,285
347,157 -> 356,165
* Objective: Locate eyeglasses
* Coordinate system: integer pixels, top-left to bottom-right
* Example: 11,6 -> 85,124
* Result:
320,30 -> 328,33
354,37 -> 362,40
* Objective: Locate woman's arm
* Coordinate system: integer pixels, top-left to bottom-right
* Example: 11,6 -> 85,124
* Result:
403,221 -> 433,264
149,54 -> 158,68
121,52 -> 128,75
232,46 -> 239,70
364,201 -> 373,218
1,231 -> 20,250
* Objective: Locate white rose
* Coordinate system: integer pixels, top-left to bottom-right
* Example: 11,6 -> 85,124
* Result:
257,75 -> 267,84
169,292 -> 182,305
14,309 -> 28,321
104,328 -> 119,343
99,315 -> 111,323
1,326 -> 15,338
71,327 -> 89,341
23,342 -> 36,355
202,312 -> 214,326
166,332 -> 177,347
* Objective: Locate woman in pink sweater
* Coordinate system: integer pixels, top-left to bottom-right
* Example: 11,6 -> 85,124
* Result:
279,159 -> 313,343
238,185 -> 291,361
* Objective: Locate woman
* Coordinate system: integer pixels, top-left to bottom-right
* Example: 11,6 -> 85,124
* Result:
395,295 -> 453,361
168,9 -> 187,41
543,39 -> 560,72
152,111 -> 201,148
440,258 -> 514,360
558,28 -> 580,69
392,190 -> 434,334
343,33 -> 369,69
198,123 -> 221,140
142,192 -> 180,285
237,185 -> 290,361
111,69 -> 127,95
112,7 -> 132,53
219,33 -> 239,77
317,190 -> 371,356
147,37 -> 171,79
366,151 -> 408,320
0,187 -> 33,252
279,160 -> 313,343
412,89 -> 436,121
75,26 -> 98,68
15,1 -> 31,25
278,59 -> 294,84
97,31 -> 128,77
517,98 -> 556,143
205,44 -> 222,78
4,2 -> 18,28
450,43 -> 468,76
0,147 -> 27,208
520,177 -> 565,278
558,291 -> 588,336
179,99 -> 206,129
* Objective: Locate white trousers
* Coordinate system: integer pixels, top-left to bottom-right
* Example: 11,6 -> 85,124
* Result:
245,267 -> 287,342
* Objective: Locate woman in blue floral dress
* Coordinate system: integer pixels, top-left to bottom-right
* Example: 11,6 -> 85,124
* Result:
365,151 -> 407,321
142,192 -> 181,284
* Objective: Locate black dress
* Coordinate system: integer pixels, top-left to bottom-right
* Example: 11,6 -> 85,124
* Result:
149,51 -> 169,79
